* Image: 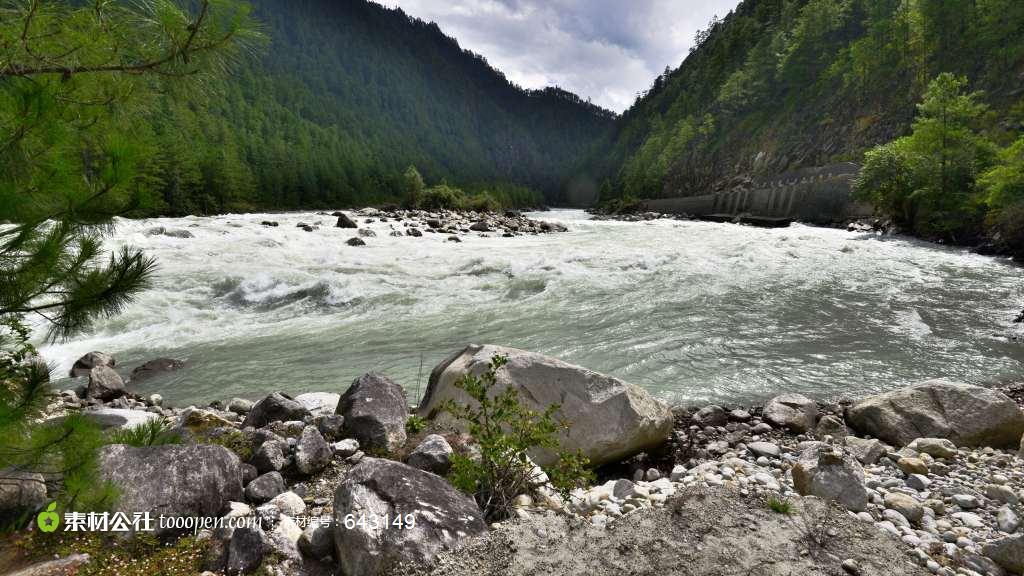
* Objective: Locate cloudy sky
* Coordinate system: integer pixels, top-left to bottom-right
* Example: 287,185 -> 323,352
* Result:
383,0 -> 741,113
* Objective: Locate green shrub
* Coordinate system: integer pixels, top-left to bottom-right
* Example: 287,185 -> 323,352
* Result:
767,496 -> 793,515
109,419 -> 181,447
465,192 -> 500,213
406,414 -> 427,435
442,354 -> 592,521
418,184 -> 468,210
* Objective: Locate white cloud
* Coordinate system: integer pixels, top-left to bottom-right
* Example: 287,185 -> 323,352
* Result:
381,0 -> 741,112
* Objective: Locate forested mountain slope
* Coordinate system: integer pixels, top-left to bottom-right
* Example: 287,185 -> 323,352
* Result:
588,0 -> 1024,202
144,0 -> 614,215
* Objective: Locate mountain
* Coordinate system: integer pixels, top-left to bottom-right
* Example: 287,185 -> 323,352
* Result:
588,0 -> 1024,202
144,0 -> 615,215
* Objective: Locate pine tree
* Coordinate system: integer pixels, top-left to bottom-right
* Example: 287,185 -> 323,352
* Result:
0,0 -> 263,525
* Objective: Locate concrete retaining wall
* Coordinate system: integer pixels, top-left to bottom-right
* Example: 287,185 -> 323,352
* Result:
645,163 -> 872,224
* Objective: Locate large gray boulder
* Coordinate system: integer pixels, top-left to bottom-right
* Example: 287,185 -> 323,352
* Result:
86,366 -> 126,400
333,458 -> 486,576
791,444 -> 868,512
983,535 -> 1024,574
417,344 -> 673,467
0,470 -> 47,528
847,380 -> 1024,448
337,373 -> 408,453
242,392 -> 311,429
70,351 -> 114,377
763,393 -> 818,433
99,444 -> 243,536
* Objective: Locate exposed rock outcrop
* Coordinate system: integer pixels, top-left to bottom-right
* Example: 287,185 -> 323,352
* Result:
847,380 -> 1024,448
333,458 -> 487,576
418,344 -> 673,467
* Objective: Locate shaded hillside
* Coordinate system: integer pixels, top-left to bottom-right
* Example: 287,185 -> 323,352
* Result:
588,0 -> 1024,202
144,0 -> 614,215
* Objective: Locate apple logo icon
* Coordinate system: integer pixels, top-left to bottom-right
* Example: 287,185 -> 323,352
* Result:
37,501 -> 60,533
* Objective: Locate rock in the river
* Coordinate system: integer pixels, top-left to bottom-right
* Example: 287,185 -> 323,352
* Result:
418,344 -> 673,467
245,472 -> 286,504
242,393 -> 311,429
85,366 -> 126,400
333,458 -> 487,576
407,228 -> 423,237
99,444 -> 243,536
0,470 -> 47,528
346,237 -> 366,247
294,392 -> 340,417
763,393 -> 819,433
791,444 -> 867,512
336,213 -> 358,228
70,351 -> 115,377
847,380 -> 1024,448
405,434 -> 453,475
983,535 -> 1024,573
129,358 -> 185,383
337,373 -> 408,453
295,427 -> 332,475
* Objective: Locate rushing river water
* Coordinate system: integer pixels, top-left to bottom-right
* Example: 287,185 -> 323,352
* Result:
38,209 -> 1024,407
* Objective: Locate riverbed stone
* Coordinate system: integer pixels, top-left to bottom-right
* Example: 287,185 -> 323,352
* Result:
294,392 -> 340,417
70,351 -> 115,377
242,392 -> 311,429
998,506 -> 1021,534
418,344 -> 673,467
763,393 -> 818,433
748,441 -> 781,459
337,373 -> 408,453
245,472 -> 286,504
333,458 -> 486,576
99,444 -> 243,537
79,407 -> 160,430
251,439 -> 287,473
405,434 -> 454,475
228,525 -> 270,574
847,380 -> 1024,448
85,366 -> 126,400
983,535 -> 1024,573
884,492 -> 923,523
815,415 -> 847,439
299,521 -> 335,562
295,426 -> 332,475
791,444 -> 867,512
907,437 -> 958,459
692,405 -> 727,427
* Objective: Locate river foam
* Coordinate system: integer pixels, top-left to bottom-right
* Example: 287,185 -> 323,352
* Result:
38,210 -> 1024,407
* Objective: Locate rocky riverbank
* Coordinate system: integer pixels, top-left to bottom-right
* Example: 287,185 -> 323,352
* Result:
3,346 -> 1024,576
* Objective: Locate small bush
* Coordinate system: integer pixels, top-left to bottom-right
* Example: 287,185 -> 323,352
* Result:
418,184 -> 468,210
108,419 -> 180,447
465,192 -> 500,213
767,496 -> 793,515
406,414 -> 427,434
443,354 -> 592,521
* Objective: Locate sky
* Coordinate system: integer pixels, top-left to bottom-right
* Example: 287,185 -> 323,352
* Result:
383,0 -> 742,113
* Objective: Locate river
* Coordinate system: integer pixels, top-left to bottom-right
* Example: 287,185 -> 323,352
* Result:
38,209 -> 1024,408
